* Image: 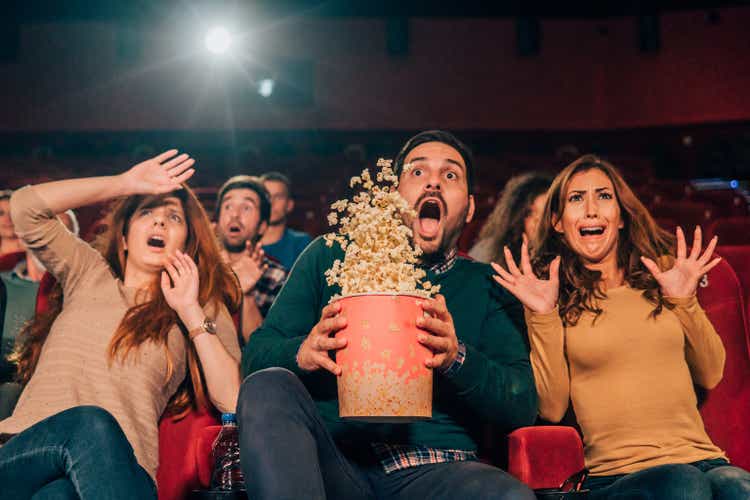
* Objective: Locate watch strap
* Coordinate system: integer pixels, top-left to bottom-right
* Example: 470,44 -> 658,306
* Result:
188,324 -> 208,340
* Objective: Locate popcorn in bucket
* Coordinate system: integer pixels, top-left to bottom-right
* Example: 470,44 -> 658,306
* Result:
324,160 -> 438,421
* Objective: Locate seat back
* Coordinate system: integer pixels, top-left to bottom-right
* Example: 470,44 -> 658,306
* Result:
157,409 -> 221,500
650,200 -> 712,228
696,259 -> 750,471
717,245 -> 750,309
708,217 -> 750,245
0,251 -> 25,272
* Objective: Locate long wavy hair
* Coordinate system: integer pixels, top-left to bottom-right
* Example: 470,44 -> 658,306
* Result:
475,173 -> 552,266
12,187 -> 241,418
532,155 -> 675,326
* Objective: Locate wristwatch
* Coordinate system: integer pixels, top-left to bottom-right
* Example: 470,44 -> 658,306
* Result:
188,317 -> 217,341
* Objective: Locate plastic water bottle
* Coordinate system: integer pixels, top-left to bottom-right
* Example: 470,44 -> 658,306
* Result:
210,413 -> 245,491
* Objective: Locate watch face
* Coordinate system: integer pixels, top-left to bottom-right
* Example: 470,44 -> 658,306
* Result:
203,318 -> 217,334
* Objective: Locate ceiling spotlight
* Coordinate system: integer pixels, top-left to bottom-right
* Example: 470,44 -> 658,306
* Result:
205,26 -> 232,55
257,78 -> 275,98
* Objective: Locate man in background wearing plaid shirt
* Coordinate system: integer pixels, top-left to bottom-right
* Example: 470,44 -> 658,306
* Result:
216,175 -> 287,345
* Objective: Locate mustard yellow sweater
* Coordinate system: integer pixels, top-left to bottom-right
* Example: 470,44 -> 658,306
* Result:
526,286 -> 726,476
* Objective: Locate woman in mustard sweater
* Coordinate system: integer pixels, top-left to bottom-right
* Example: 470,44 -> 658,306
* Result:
493,155 -> 750,498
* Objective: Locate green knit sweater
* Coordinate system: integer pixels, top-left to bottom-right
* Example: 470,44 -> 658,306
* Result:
242,237 -> 537,451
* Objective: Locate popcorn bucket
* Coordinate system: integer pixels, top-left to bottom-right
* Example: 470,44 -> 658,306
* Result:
333,293 -> 433,422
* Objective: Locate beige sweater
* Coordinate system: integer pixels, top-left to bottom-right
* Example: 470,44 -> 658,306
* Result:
526,285 -> 726,476
0,186 -> 241,480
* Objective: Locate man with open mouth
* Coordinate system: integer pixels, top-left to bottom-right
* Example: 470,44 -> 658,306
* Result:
215,175 -> 287,345
236,131 -> 537,500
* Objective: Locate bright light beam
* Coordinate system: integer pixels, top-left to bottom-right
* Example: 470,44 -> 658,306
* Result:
205,26 -> 232,55
257,78 -> 275,98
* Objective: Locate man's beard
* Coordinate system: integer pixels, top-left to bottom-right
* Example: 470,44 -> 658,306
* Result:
221,232 -> 254,253
223,240 -> 247,253
268,215 -> 286,227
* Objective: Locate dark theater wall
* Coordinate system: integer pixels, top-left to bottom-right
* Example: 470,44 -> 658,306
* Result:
0,7 -> 748,132
600,9 -> 750,127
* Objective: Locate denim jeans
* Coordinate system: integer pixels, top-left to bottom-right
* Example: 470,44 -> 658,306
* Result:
236,367 -> 535,500
0,405 -> 156,500
584,458 -> 750,499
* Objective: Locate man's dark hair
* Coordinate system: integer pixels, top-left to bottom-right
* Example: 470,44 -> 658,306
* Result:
260,171 -> 293,198
216,175 -> 271,224
393,130 -> 475,194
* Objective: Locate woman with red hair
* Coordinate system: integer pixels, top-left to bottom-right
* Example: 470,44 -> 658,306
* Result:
0,151 -> 241,499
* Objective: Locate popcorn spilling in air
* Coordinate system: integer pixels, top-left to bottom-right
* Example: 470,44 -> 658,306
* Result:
324,159 -> 440,299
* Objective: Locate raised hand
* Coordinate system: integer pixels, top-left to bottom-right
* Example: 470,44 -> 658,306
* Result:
640,226 -> 721,298
121,150 -> 196,195
161,250 -> 201,323
231,241 -> 268,295
491,241 -> 561,314
296,301 -> 348,376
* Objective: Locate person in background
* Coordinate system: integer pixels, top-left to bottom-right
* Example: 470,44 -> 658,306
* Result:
0,209 -> 79,420
469,173 -> 551,266
0,150 -> 241,499
493,155 -> 750,499
259,172 -> 312,270
0,190 -> 24,258
215,175 -> 287,344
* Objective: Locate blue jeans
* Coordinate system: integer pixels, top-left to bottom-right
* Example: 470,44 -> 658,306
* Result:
0,405 -> 156,500
237,367 -> 535,500
584,458 -> 750,499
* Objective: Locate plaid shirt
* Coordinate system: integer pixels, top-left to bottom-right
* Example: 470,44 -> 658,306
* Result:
371,443 -> 478,474
372,248 -> 474,474
252,256 -> 287,317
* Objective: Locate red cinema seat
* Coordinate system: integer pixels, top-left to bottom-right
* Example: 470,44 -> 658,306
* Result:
717,245 -> 750,308
0,251 -> 25,272
696,258 -> 750,471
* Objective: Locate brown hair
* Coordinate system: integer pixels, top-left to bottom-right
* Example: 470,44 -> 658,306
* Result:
476,172 -> 552,266
12,186 -> 241,418
532,155 -> 675,326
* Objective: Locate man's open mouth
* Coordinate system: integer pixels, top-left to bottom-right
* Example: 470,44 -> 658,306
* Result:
417,199 -> 443,238
228,224 -> 242,235
147,235 -> 166,248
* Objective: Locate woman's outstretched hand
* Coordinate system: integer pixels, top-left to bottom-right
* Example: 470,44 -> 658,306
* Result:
491,240 -> 561,314
640,226 -> 721,298
121,150 -> 195,195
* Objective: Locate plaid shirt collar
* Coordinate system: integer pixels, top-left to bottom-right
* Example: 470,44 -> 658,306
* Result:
420,248 -> 458,276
